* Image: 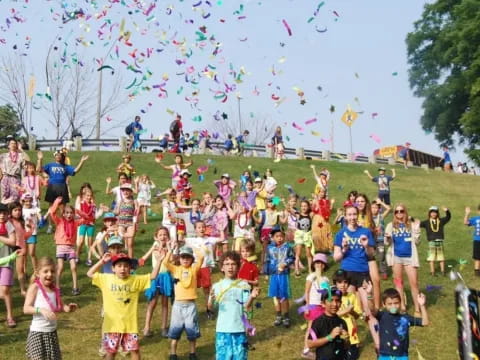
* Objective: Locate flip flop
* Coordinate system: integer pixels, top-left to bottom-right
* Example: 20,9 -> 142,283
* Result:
6,318 -> 16,328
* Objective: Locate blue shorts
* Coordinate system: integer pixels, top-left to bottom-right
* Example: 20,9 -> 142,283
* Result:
78,224 -> 95,237
215,332 -> 248,360
145,272 -> 174,301
26,235 -> 37,244
379,356 -> 408,360
168,301 -> 200,341
268,274 -> 291,299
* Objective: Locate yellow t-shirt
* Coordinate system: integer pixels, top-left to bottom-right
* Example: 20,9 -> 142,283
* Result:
92,273 -> 150,334
164,261 -> 202,301
255,189 -> 267,210
339,292 -> 361,345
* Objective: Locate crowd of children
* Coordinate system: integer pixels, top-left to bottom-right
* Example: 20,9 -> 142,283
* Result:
1,146 -> 479,360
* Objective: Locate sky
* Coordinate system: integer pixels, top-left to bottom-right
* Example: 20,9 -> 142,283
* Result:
0,0 -> 468,163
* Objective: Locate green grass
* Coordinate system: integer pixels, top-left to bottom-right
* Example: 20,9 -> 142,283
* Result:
1,151 -> 479,359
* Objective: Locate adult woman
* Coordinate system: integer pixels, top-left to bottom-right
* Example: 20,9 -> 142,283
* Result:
384,203 -> 421,315
0,138 -> 30,204
355,193 -> 381,310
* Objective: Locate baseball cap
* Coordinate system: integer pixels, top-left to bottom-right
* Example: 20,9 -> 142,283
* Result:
179,246 -> 194,258
120,183 -> 133,190
429,206 -> 439,213
221,173 -> 230,179
107,236 -> 123,247
254,177 -> 262,183
103,212 -> 117,221
21,193 -> 33,201
111,253 -> 132,266
378,167 -> 386,171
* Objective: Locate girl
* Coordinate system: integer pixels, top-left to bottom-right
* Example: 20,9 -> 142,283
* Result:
302,253 -> 329,358
0,203 -> 17,327
311,189 -> 334,253
20,161 -> 43,207
156,154 -> 193,188
371,198 -> 391,280
240,170 -> 252,191
89,212 -> 118,262
311,165 -> 330,197
105,172 -> 129,210
356,193 -> 381,310
384,204 -> 422,316
264,168 -> 277,197
208,195 -> 229,258
213,173 -> 236,207
293,200 -> 314,277
114,183 -> 138,258
9,201 -> 32,296
272,126 -> 284,163
140,227 -> 174,338
75,187 -> 98,265
343,190 -> 358,208
254,198 -> 285,271
116,154 -> 136,180
135,174 -> 156,224
283,194 -> 298,244
22,193 -> 42,271
159,188 -> 179,243
226,196 -> 255,251
24,257 -> 78,360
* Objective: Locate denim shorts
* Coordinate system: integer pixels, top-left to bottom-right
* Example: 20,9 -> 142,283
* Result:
168,301 -> 200,341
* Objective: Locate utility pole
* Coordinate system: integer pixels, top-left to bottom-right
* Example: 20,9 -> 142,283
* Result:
237,93 -> 242,133
96,70 -> 103,140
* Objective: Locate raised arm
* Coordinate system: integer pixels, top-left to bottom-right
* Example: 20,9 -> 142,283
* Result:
74,155 -> 89,173
363,169 -> 373,180
87,253 -> 111,278
464,207 -> 471,225
441,207 -> 451,224
391,168 -> 396,179
36,151 -> 43,173
417,293 -> 429,326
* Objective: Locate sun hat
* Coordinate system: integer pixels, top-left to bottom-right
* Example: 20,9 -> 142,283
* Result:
221,173 -> 230,179
254,177 -> 262,183
378,167 -> 386,171
120,183 -> 133,190
429,206 -> 439,213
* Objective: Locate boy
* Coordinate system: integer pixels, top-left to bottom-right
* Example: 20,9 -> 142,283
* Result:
420,206 -> 451,276
163,246 -> 204,360
238,239 -> 259,288
223,134 -> 234,155
0,203 -> 17,327
87,252 -> 162,360
364,167 -> 396,205
307,286 -> 350,360
264,229 -> 294,327
208,251 -> 260,360
366,286 -> 428,360
371,198 -> 391,280
464,205 -> 480,276
333,270 -> 362,360
159,133 -> 169,152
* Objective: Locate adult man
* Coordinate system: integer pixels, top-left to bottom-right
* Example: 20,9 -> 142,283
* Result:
170,114 -> 183,149
127,116 -> 143,152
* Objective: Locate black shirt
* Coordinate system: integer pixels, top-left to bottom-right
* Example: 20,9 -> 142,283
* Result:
419,210 -> 451,240
309,314 -> 348,360
376,311 -> 423,356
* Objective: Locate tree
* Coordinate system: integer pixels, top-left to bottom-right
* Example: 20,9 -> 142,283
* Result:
406,0 -> 480,165
0,104 -> 22,140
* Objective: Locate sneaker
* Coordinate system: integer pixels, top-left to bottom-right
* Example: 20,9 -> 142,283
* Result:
86,259 -> 93,267
273,315 -> 282,326
282,317 -> 291,328
161,328 -> 169,338
168,355 -> 178,360
72,288 -> 80,296
189,353 -> 198,360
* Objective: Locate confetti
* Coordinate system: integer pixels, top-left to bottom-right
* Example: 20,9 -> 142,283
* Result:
282,19 -> 292,36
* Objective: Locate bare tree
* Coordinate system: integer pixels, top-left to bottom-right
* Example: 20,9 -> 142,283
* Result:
0,55 -> 32,137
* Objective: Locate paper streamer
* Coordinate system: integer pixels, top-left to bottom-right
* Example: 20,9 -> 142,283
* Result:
282,19 -> 292,36
292,122 -> 304,131
305,118 -> 317,125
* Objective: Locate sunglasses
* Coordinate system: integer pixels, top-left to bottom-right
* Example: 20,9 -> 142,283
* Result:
395,209 -> 405,214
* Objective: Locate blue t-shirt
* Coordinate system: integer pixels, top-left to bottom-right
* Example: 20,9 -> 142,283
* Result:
212,278 -> 251,333
390,223 -> 413,257
334,226 -> 375,273
468,216 -> 480,241
372,175 -> 393,194
377,311 -> 422,357
443,151 -> 451,163
43,162 -> 75,184
224,139 -> 233,151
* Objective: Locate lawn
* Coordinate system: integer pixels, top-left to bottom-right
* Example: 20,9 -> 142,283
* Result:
1,150 -> 478,359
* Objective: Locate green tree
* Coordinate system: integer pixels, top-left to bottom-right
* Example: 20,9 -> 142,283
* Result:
0,104 -> 22,139
406,0 -> 480,165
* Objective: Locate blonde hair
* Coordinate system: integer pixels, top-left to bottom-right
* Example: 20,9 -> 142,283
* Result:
392,203 -> 411,229
30,257 -> 56,284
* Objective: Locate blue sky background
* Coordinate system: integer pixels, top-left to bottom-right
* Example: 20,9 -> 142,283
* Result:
0,0 -> 468,163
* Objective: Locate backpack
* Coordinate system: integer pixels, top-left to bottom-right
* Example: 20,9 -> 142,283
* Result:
170,120 -> 179,135
125,122 -> 134,135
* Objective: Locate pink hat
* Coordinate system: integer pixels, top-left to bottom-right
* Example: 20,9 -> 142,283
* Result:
313,253 -> 328,268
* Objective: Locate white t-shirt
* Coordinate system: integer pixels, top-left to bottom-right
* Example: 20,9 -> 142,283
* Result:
185,236 -> 216,268
23,207 -> 41,236
111,186 -> 123,205
162,200 -> 177,226
306,273 -> 329,305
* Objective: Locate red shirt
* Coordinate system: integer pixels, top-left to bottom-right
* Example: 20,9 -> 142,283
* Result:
238,259 -> 259,283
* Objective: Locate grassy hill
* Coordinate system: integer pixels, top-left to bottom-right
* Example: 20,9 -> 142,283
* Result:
1,151 -> 479,359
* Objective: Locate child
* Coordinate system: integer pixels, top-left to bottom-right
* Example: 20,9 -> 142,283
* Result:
311,165 -> 330,197
89,213 -> 119,263
333,270 -> 362,360
159,133 -> 169,152
420,206 -> 451,276
214,173 -> 236,207
88,252 -> 162,360
163,246 -> 204,360
238,239 -> 259,288
75,186 -> 99,265
0,203 -> 18,327
160,188 -> 179,242
364,167 -> 396,205
24,257 -> 78,360
283,194 -> 299,244
208,251 -> 260,360
371,198 -> 391,280
302,253 -> 329,358
116,154 -> 136,180
227,198 -> 254,252
294,200 -> 314,277
172,198 -> 203,238
208,196 -> 229,258
22,193 -> 42,270
272,126 -> 284,163
105,173 -> 129,210
176,169 -> 193,205
20,161 -> 43,207
311,189 -> 334,254
135,174 -> 156,224
223,134 -> 234,155
264,229 -> 294,327
9,201 -> 32,296
49,197 -> 81,296
156,154 -> 193,188
140,227 -> 174,338
307,286 -> 349,360
464,205 -> 480,276
366,286 -> 428,360
114,183 -> 138,258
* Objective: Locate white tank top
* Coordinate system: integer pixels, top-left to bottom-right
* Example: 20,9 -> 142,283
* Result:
30,286 -> 58,332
